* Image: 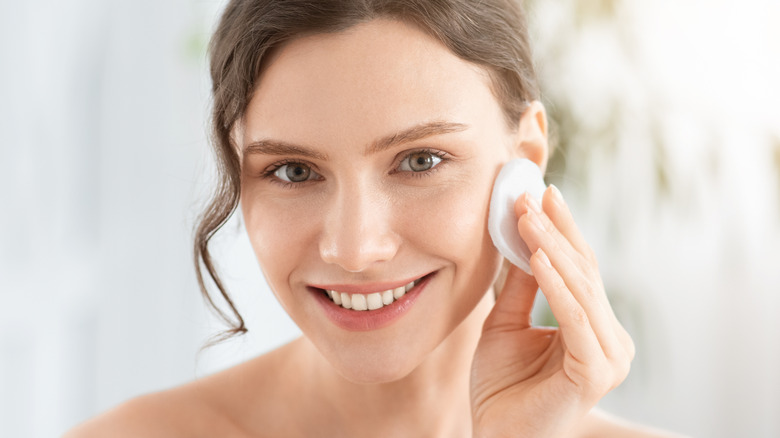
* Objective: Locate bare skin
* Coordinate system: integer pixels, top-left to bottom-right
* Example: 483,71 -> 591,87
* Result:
67,331 -> 682,438
67,19 -> 687,438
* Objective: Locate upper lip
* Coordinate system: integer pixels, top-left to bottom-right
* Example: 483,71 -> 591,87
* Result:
309,273 -> 430,294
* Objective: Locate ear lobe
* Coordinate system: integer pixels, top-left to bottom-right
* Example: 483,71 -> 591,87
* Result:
513,100 -> 549,174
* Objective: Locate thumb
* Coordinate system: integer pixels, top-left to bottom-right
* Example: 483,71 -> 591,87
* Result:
482,263 -> 539,333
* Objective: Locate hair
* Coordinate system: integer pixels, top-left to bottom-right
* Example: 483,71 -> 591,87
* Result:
195,0 -> 541,341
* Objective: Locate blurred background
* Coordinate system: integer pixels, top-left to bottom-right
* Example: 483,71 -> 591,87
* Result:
1,0 -> 778,436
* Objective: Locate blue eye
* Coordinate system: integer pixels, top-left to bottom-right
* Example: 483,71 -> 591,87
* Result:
399,151 -> 443,172
274,163 -> 319,183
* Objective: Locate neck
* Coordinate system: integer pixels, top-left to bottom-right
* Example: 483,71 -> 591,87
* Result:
303,290 -> 495,438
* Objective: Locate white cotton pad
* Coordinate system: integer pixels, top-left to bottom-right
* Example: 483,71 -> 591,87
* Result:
488,158 -> 547,275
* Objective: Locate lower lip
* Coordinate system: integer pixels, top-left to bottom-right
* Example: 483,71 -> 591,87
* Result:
309,273 -> 435,332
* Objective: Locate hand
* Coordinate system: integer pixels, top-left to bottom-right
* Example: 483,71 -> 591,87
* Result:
470,185 -> 635,438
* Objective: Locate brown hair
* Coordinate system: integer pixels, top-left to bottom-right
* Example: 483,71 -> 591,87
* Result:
195,0 -> 540,341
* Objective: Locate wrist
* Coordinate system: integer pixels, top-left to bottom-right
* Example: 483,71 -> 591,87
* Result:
472,400 -> 588,438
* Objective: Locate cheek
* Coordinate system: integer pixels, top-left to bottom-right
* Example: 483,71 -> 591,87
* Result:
240,189 -> 319,298
398,172 -> 502,278
393,171 -> 503,335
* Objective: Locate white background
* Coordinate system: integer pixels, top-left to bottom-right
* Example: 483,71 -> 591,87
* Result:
1,1 -> 778,437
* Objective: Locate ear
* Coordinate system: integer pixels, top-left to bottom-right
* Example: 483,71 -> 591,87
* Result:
512,100 -> 549,174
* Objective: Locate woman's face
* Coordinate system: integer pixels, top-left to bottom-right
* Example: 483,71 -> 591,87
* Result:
239,19 -> 537,382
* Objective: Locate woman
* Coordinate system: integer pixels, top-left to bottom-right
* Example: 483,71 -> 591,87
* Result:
68,0 -> 685,436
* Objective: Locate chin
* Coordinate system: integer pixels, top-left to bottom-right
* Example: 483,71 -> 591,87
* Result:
304,323 -> 439,385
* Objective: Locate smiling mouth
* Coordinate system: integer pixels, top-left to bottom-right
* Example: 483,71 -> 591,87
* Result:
316,274 -> 430,311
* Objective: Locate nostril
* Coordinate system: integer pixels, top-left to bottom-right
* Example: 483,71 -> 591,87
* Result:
318,231 -> 400,272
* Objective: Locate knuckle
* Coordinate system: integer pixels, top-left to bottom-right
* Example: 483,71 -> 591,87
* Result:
581,279 -> 599,300
585,247 -> 599,268
575,250 -> 601,285
575,255 -> 593,278
547,269 -> 567,291
616,325 -> 636,361
613,357 -> 632,383
584,365 -> 612,395
569,305 -> 589,325
626,337 -> 636,361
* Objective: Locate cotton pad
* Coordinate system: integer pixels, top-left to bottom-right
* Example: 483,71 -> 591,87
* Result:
488,158 -> 547,275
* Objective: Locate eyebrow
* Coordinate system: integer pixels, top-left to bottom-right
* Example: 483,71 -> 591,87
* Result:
366,120 -> 469,155
243,121 -> 469,160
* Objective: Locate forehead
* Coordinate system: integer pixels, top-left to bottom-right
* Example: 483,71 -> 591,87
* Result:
242,19 -> 503,149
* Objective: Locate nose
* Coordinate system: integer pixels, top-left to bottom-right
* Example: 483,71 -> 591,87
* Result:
318,183 -> 400,272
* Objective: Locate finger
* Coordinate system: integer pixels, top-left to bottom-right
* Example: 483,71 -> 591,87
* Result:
520,208 -> 622,358
617,324 -> 636,362
530,248 -> 602,364
482,264 -> 539,332
543,187 -> 612,311
515,191 -> 597,285
517,190 -> 613,314
542,185 -> 597,265
515,186 -> 598,276
611,314 -> 636,361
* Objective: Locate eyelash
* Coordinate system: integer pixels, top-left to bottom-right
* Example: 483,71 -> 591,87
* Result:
393,148 -> 449,179
260,159 -> 321,189
260,148 -> 450,188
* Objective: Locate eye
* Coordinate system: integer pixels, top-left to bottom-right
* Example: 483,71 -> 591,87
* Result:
399,151 -> 443,172
274,162 -> 319,183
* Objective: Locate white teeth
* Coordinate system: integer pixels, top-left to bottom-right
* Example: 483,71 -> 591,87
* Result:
366,293 -> 383,310
341,292 -> 352,309
351,294 -> 367,311
381,289 -> 394,305
324,277 -> 425,311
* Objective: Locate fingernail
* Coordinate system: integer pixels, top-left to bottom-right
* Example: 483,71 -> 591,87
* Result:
550,184 -> 563,204
536,248 -> 552,268
527,195 -> 542,213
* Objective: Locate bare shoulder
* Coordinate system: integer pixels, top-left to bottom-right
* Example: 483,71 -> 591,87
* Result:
577,408 -> 691,438
62,380 -> 247,438
62,387 -> 217,438
65,338 -> 306,438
